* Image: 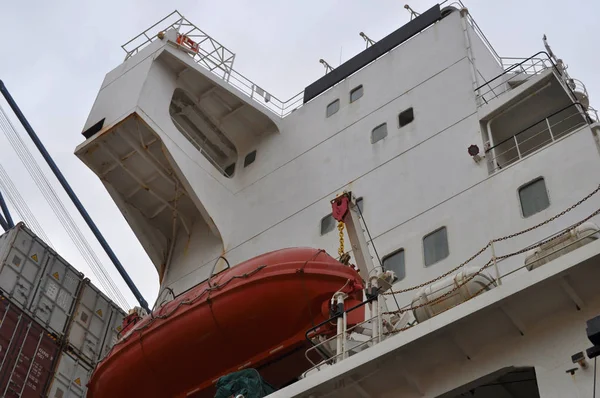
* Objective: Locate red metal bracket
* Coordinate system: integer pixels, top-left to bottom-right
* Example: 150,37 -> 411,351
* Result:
331,192 -> 351,222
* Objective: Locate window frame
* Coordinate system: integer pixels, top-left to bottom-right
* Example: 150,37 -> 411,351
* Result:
371,123 -> 388,144
350,85 -> 364,103
244,150 -> 257,168
422,226 -> 450,267
326,99 -> 340,117
518,177 -> 550,218
398,107 -> 414,128
382,248 -> 406,281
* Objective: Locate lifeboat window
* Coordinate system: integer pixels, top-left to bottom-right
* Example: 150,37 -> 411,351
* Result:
383,249 -> 405,281
371,123 -> 388,144
244,150 -> 257,167
519,178 -> 550,218
350,85 -> 364,103
320,215 -> 336,235
326,99 -> 340,117
398,107 -> 414,128
423,227 -> 449,267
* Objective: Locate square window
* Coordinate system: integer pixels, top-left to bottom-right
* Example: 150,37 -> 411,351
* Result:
224,163 -> 235,177
244,150 -> 257,167
398,108 -> 414,127
320,214 -> 336,235
350,85 -> 363,103
326,99 -> 340,117
519,178 -> 550,217
371,123 -> 388,144
423,227 -> 449,266
383,249 -> 406,281
356,197 -> 364,213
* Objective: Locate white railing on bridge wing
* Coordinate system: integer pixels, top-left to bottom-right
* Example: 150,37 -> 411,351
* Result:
121,10 -> 304,118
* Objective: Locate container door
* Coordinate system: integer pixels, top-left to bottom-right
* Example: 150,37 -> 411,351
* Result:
0,298 -> 25,389
99,305 -> 127,361
67,283 -> 111,365
46,352 -> 92,398
0,296 -> 60,398
1,320 -> 60,397
30,256 -> 83,337
0,227 -> 51,309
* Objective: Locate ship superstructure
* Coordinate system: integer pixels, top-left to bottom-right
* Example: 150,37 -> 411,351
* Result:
76,2 -> 600,397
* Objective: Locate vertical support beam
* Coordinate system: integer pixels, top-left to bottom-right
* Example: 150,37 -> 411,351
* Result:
344,202 -> 377,279
0,80 -> 149,312
0,187 -> 13,230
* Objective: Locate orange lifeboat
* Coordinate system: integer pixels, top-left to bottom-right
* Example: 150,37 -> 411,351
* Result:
87,248 -> 364,398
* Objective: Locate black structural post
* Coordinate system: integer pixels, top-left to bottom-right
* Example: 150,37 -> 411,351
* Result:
0,187 -> 13,230
0,80 -> 149,312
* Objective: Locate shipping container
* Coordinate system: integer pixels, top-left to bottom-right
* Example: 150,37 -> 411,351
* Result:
99,303 -> 127,360
29,253 -> 84,337
46,351 -> 92,398
0,223 -> 53,310
0,296 -> 60,397
67,281 -> 121,365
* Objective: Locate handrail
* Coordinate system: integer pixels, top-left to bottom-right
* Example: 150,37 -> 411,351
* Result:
474,51 -> 554,93
485,102 -> 586,153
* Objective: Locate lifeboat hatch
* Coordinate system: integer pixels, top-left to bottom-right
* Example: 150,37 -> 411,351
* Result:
75,113 -> 221,280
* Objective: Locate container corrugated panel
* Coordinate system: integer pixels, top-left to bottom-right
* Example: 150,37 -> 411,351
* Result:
99,303 -> 127,360
29,254 -> 83,337
0,296 -> 60,397
0,223 -> 53,310
46,351 -> 92,398
66,281 -> 114,365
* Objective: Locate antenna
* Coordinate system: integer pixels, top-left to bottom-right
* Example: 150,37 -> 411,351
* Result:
319,59 -> 334,74
404,4 -> 420,20
359,32 -> 376,49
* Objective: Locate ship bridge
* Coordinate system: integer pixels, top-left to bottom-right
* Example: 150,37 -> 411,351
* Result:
75,13 -> 286,288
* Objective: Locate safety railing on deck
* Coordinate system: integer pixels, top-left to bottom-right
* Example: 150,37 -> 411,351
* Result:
485,102 -> 593,172
305,184 -> 600,374
475,52 -> 556,105
121,11 -> 303,117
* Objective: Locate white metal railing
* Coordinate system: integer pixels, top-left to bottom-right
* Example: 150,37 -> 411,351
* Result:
485,103 -> 591,172
304,185 -> 600,375
476,53 -> 554,105
121,11 -> 304,118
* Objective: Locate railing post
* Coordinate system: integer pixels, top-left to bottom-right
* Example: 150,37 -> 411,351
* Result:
333,292 -> 347,363
513,135 -> 522,160
369,275 -> 381,345
546,117 -> 554,141
490,240 -> 502,285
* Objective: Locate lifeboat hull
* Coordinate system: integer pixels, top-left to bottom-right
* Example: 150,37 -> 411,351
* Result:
88,248 -> 364,398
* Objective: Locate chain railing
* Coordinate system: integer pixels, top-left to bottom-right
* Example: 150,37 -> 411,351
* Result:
121,10 -> 303,118
305,184 -> 600,375
485,102 -> 591,172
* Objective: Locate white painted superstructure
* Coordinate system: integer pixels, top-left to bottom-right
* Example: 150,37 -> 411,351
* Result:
76,3 -> 600,397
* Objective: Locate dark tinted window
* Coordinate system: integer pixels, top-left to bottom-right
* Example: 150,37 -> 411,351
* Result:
399,108 -> 414,127
244,150 -> 257,167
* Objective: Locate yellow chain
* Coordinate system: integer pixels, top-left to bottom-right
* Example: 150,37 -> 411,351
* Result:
337,221 -> 345,257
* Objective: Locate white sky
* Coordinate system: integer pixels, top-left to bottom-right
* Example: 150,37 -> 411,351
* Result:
0,0 -> 597,308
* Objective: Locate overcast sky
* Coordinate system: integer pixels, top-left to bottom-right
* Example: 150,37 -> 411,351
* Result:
0,0 -> 597,308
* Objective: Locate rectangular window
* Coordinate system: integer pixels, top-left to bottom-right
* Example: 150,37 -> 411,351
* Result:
383,249 -> 406,281
371,123 -> 388,144
320,214 -> 336,235
423,227 -> 449,266
326,99 -> 340,117
350,85 -> 363,103
244,150 -> 257,167
519,178 -> 550,217
398,107 -> 414,127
